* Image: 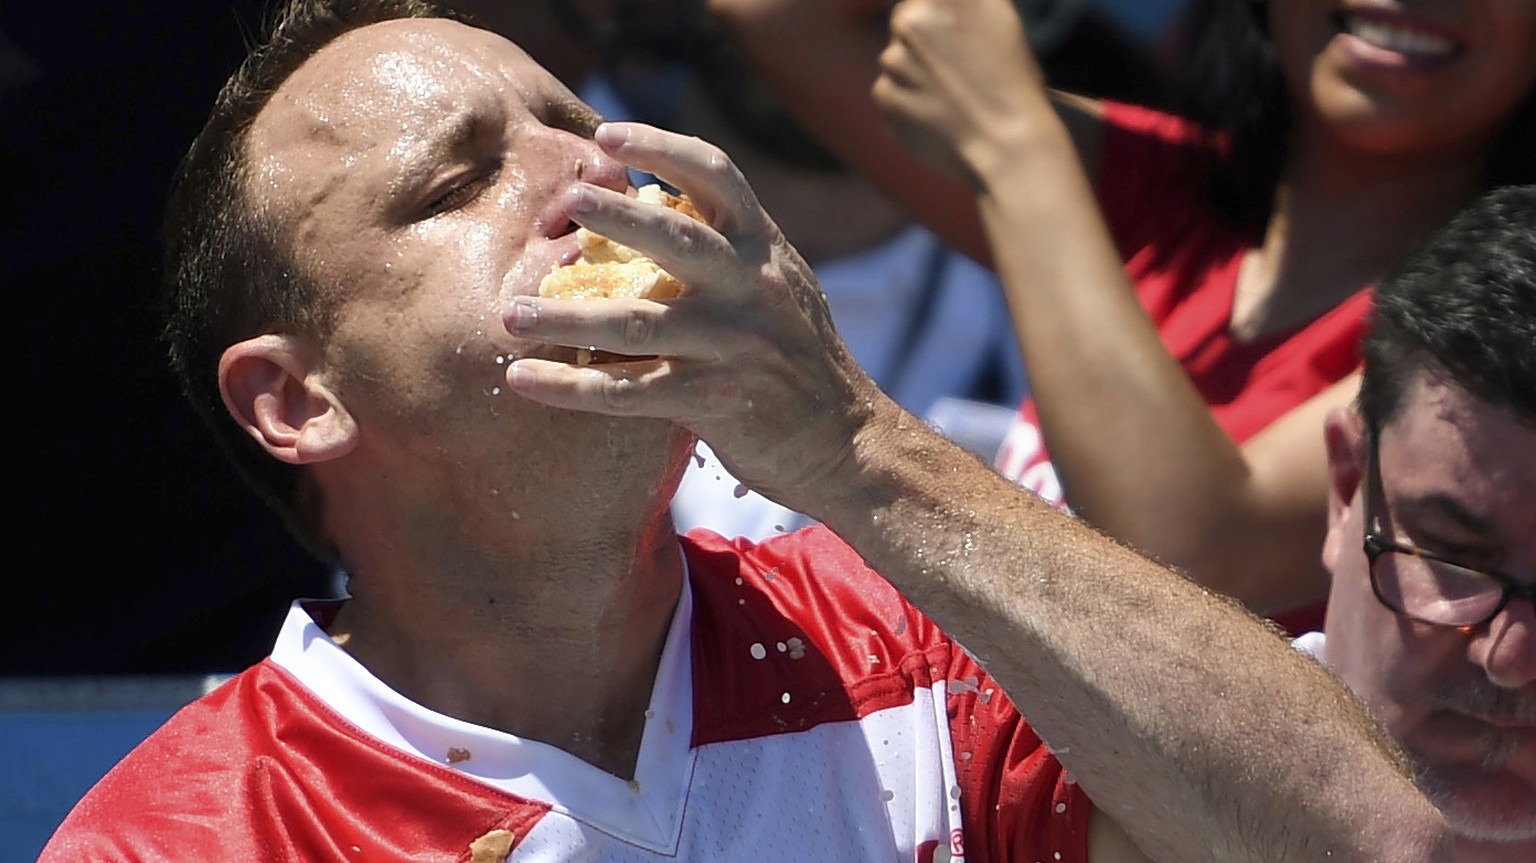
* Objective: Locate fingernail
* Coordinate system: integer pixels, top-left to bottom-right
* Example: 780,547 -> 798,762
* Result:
507,361 -> 536,388
507,296 -> 539,330
568,185 -> 595,214
594,123 -> 629,148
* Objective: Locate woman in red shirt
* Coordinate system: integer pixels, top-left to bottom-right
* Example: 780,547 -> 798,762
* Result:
709,0 -> 1536,625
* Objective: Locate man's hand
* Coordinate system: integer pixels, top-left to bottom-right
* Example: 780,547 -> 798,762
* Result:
504,121 -> 882,510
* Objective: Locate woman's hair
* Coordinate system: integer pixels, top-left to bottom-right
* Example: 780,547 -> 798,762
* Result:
1173,0 -> 1290,228
1173,0 -> 1536,229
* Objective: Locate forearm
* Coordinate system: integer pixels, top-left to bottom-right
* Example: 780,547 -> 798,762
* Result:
500,123 -> 1448,861
811,395 -> 1449,863
969,120 -> 1324,607
860,0 -> 1318,605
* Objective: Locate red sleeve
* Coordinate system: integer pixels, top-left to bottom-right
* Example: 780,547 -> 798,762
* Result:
686,528 -> 1093,863
38,665 -> 547,862
1095,100 -> 1225,263
945,648 -> 1092,863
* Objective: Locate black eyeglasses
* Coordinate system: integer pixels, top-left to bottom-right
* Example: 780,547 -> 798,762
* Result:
1361,426 -> 1536,630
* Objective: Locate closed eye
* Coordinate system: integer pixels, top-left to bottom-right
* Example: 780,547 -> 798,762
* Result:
424,166 -> 500,218
1411,532 -> 1496,568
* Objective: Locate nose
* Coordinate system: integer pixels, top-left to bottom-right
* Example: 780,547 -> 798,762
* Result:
572,139 -> 632,194
1467,596 -> 1536,689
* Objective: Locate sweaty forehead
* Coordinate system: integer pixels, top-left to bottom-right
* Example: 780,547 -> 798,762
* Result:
246,18 -> 579,190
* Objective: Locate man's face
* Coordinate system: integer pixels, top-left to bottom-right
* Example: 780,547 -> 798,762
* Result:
244,18 -> 687,499
1323,372 -> 1536,844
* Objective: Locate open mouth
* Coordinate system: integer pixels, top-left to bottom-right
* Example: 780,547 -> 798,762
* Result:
1334,10 -> 1463,63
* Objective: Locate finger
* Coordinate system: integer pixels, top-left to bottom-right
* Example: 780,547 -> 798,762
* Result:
505,356 -> 723,421
565,183 -> 757,300
877,27 -> 924,91
503,294 -> 722,360
591,122 -> 770,241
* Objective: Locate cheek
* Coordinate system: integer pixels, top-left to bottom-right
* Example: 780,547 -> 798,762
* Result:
1325,562 -> 1401,691
327,292 -> 510,415
1476,43 -> 1536,122
1327,588 -> 1448,733
453,222 -> 502,295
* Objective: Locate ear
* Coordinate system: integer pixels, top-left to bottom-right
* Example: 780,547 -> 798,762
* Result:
1320,406 -> 1365,573
218,334 -> 357,465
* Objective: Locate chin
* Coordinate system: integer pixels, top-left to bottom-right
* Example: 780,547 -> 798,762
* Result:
1309,88 -> 1449,154
1417,760 -> 1536,843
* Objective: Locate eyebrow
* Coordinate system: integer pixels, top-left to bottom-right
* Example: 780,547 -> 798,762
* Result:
1396,491 -> 1498,538
387,109 -> 480,200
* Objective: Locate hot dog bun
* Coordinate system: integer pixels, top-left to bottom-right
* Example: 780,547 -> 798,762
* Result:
538,184 -> 702,300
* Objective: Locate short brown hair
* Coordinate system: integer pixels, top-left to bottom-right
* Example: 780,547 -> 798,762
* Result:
162,0 -> 461,562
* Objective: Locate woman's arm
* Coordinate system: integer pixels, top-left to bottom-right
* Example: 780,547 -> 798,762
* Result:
878,0 -> 1341,612
718,0 -> 1341,612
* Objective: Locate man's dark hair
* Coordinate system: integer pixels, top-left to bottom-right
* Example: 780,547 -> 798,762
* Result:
1358,185 -> 1536,431
1174,0 -> 1536,230
162,0 -> 461,563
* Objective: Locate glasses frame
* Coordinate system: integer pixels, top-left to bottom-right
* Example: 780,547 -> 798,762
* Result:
1361,424 -> 1536,629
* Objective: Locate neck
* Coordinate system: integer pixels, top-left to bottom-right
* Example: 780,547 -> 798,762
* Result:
1279,122 -> 1486,260
1234,123 -> 1487,340
321,462 -> 687,779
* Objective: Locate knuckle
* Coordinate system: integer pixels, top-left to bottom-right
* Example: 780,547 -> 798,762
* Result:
668,219 -> 702,257
701,142 -> 732,179
622,307 -> 654,351
602,372 -> 640,411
